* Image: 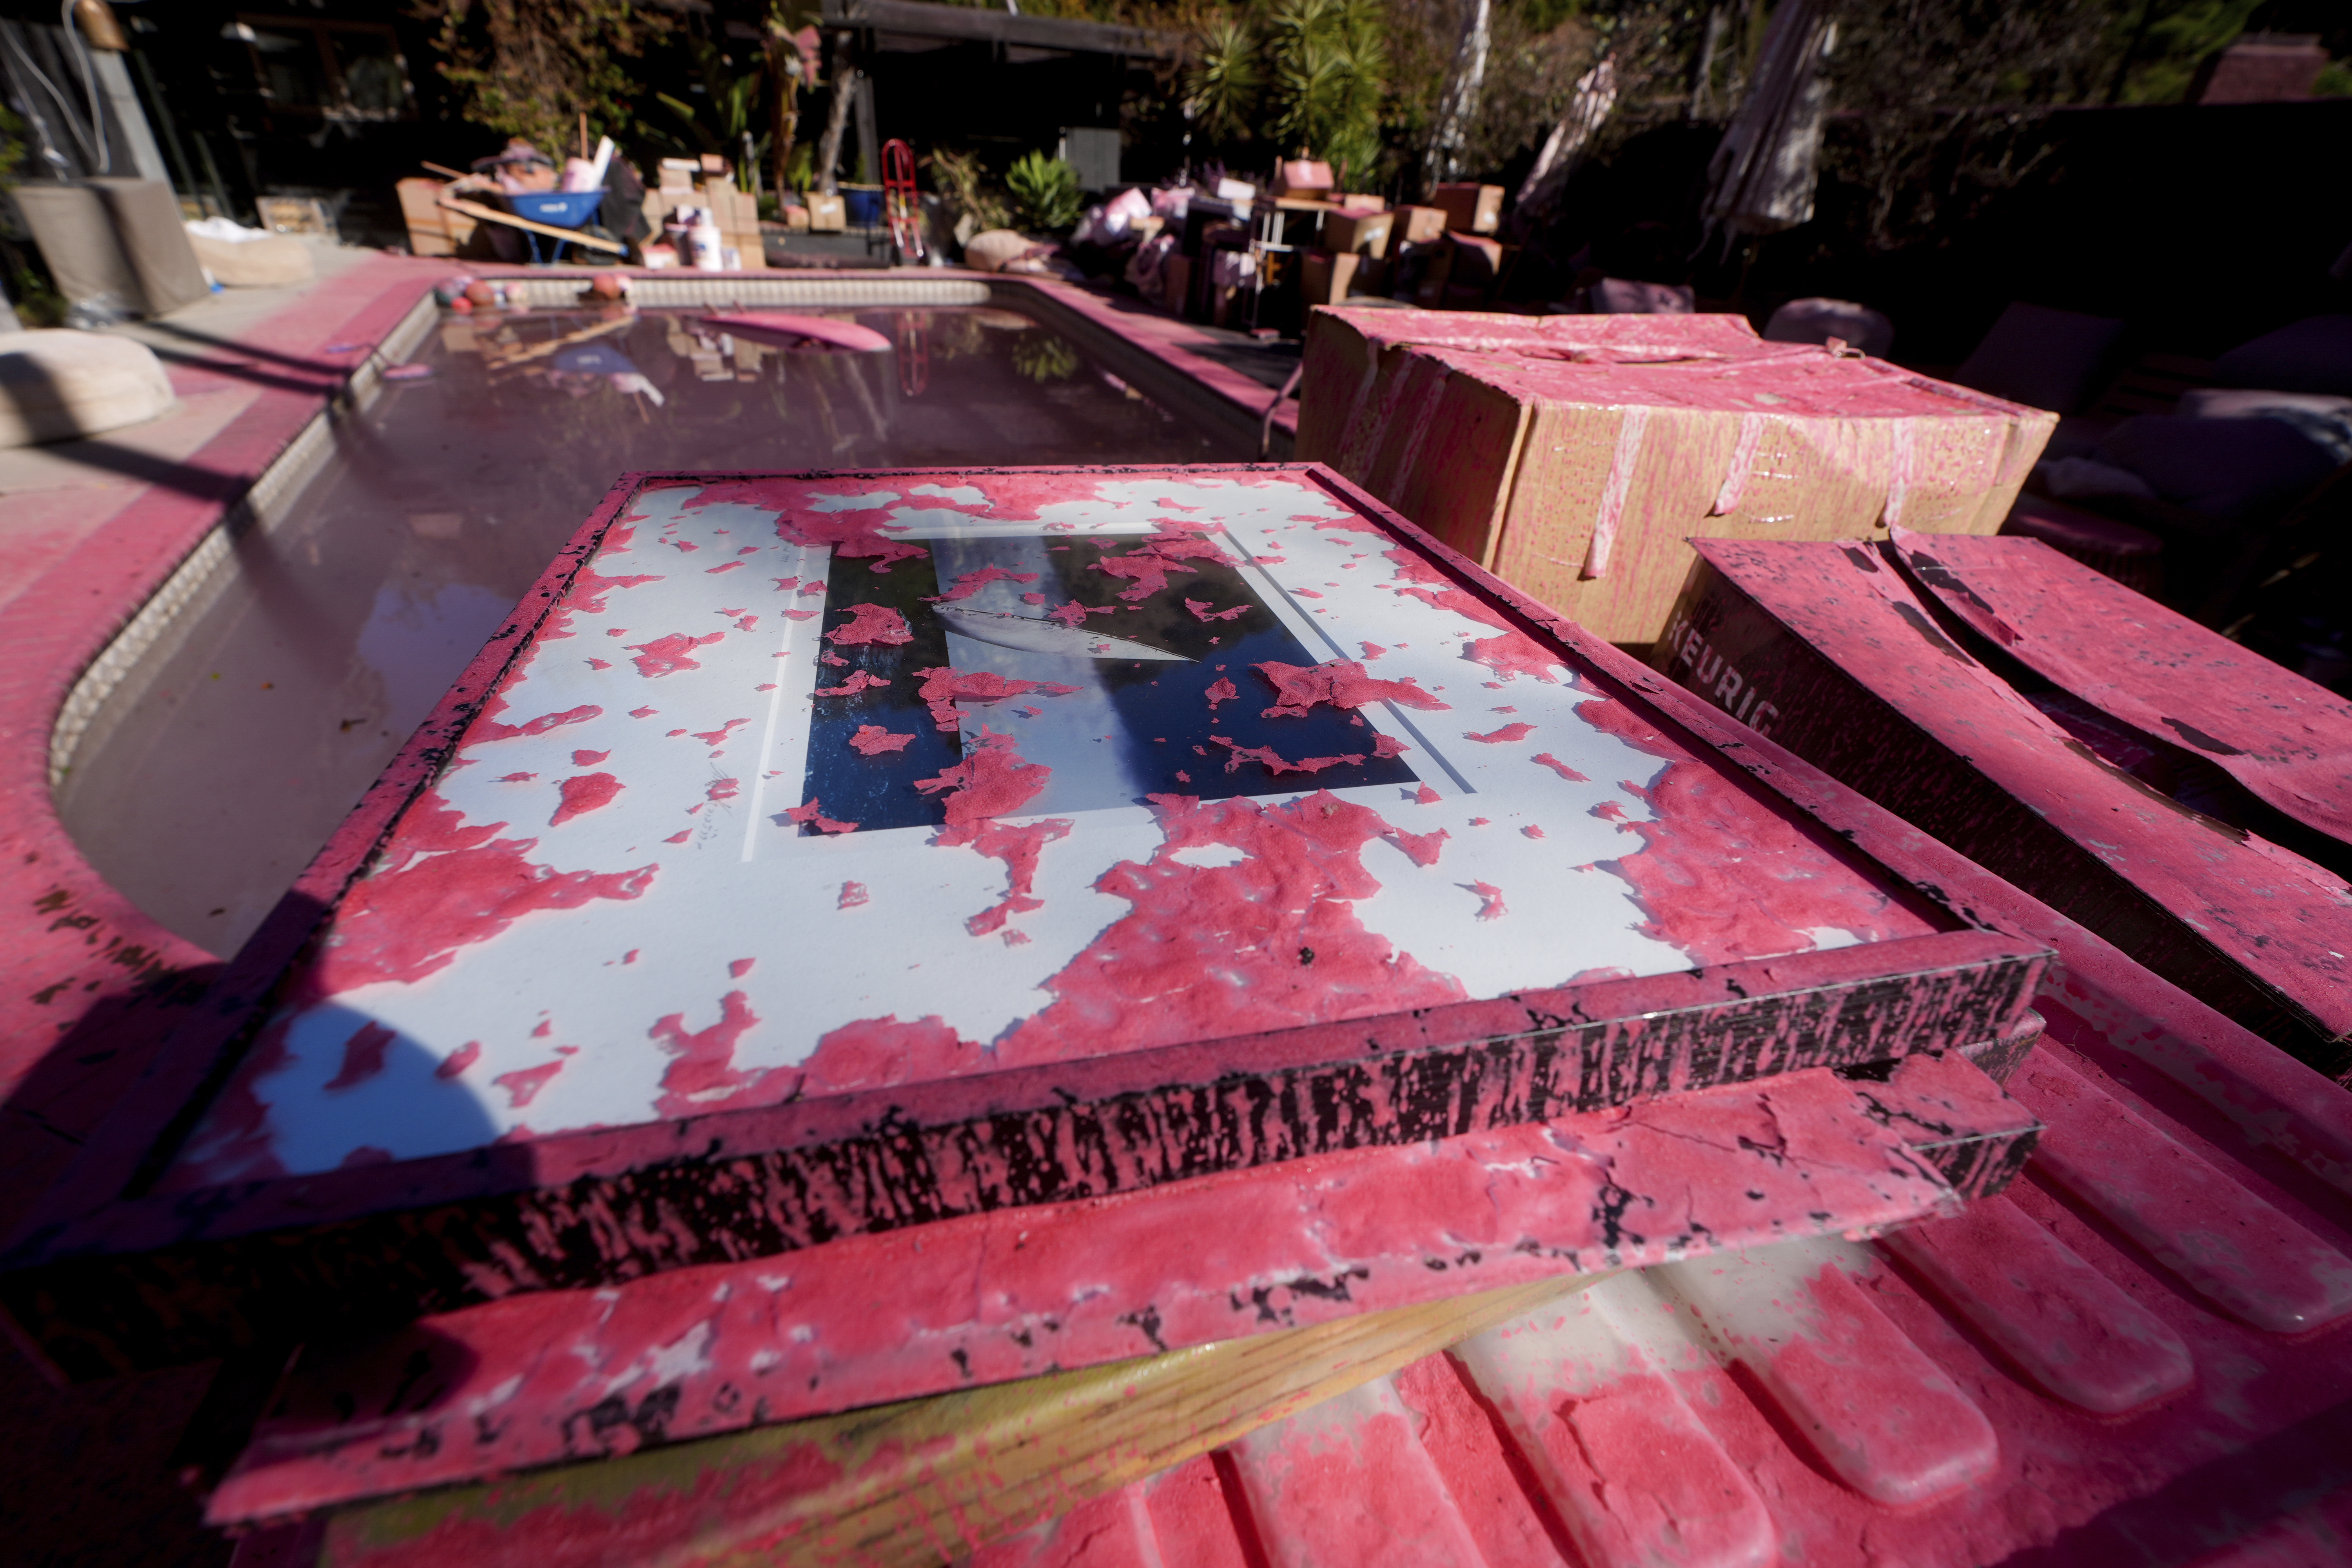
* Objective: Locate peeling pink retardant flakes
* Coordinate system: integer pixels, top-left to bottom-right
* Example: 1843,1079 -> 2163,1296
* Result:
815,670 -> 890,698
931,564 -> 1040,603
1523,824 -> 1546,839
1469,881 -> 1508,920
323,1022 -> 396,1092
1359,641 -> 1387,660
572,749 -> 610,766
473,703 -> 602,743
1205,677 -> 1239,711
1211,735 -> 1365,776
848,724 -> 915,756
538,551 -> 661,642
838,881 -> 869,909
826,603 -> 913,646
1256,659 -> 1450,719
495,772 -> 535,784
1372,735 -> 1410,759
1385,827 -> 1449,867
785,799 -> 858,834
692,718 -> 750,748
704,561 -> 746,575
915,730 -> 1071,935
728,958 -> 755,978
550,773 -> 624,826
302,797 -> 655,1000
799,1014 -> 980,1094
433,1041 -> 481,1080
664,831 -> 691,844
1415,784 -> 1441,804
914,666 -> 1077,731
1533,752 -> 1590,782
1383,547 -> 1562,682
1185,599 -> 1247,622
630,706 -> 658,719
1466,722 -> 1537,744
1046,599 -> 1114,628
705,778 -> 740,804
997,790 -> 1464,1068
651,991 -> 764,1114
494,1060 -> 564,1109
690,483 -> 929,573
626,632 -> 725,678
1091,522 -> 1231,601
1575,695 -> 1939,962
1004,929 -> 1031,946
586,658 -> 611,671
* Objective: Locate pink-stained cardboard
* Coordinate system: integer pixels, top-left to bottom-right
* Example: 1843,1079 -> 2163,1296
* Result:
1886,526 -> 2352,850
1653,536 -> 2352,1074
1293,307 -> 2053,646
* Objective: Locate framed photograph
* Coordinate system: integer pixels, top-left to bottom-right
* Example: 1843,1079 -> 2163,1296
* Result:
3,466 -> 2048,1377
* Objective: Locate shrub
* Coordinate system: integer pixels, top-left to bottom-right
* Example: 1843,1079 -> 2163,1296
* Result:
1007,151 -> 1083,233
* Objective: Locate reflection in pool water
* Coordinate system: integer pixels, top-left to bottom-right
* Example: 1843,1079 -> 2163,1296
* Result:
59,304 -> 1236,956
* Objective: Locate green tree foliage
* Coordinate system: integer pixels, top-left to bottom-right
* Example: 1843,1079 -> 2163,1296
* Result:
1007,151 -> 1084,231
926,147 -> 1016,232
418,0 -> 673,158
1186,0 -> 1391,178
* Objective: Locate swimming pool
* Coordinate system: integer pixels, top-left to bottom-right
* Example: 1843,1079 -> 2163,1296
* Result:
55,284 -> 1248,957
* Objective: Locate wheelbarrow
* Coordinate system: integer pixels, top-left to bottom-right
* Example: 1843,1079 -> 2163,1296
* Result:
434,189 -> 628,265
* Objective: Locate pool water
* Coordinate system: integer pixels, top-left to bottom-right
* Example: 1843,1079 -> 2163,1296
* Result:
58,303 -> 1240,957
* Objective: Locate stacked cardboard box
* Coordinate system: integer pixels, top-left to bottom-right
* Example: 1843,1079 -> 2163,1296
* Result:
1296,307 -> 2054,646
396,178 -> 474,257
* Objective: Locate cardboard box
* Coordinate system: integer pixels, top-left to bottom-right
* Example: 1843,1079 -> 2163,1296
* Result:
1272,159 -> 1334,198
1446,232 -> 1505,289
1408,242 -> 1454,308
1431,183 -> 1503,235
396,178 -> 472,257
805,192 -> 845,233
1393,205 -> 1449,245
1160,252 -> 1192,312
1319,209 -> 1393,260
1299,249 -> 1361,308
1294,308 -> 2056,646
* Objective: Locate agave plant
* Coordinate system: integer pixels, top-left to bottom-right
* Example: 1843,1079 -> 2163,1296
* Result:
1006,150 -> 1083,233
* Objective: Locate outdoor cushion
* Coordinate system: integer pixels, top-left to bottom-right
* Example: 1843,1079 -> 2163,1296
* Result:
0,329 -> 175,447
1955,303 -> 2127,416
2176,387 -> 2352,464
188,232 -> 314,288
1585,278 -> 1693,314
1764,297 -> 1894,358
2212,316 -> 2352,397
2098,413 -> 2341,522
